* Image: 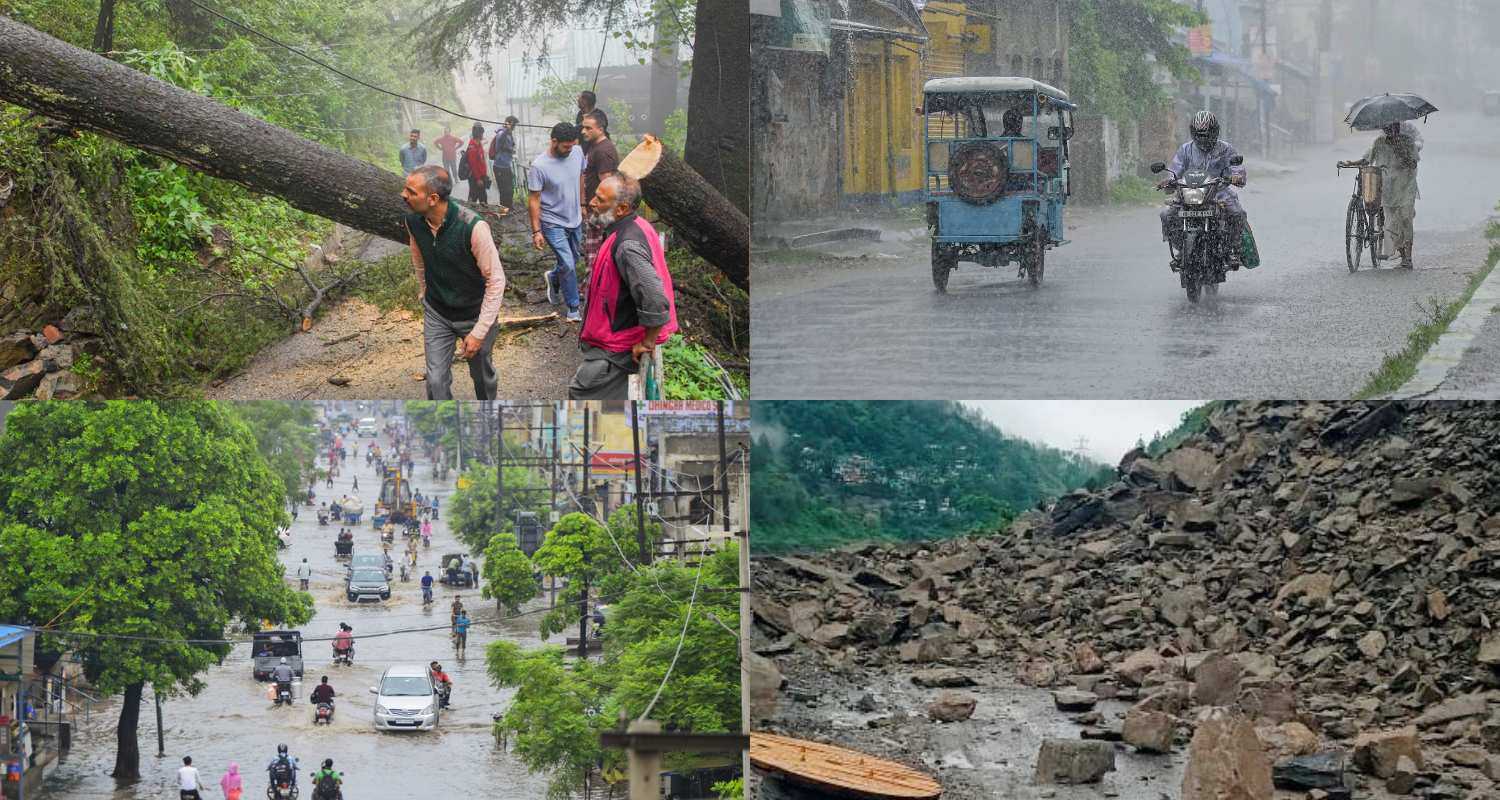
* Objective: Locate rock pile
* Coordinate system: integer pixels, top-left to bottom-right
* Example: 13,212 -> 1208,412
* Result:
754,401 -> 1500,797
0,308 -> 102,399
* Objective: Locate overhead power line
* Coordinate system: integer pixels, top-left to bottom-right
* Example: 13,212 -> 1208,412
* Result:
180,0 -> 556,131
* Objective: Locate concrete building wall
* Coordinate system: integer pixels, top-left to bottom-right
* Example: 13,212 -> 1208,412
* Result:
751,45 -> 844,222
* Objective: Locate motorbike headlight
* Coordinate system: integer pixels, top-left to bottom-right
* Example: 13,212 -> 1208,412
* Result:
1181,187 -> 1207,205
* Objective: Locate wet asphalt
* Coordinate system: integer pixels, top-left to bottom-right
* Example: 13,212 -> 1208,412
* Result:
39,419 -> 560,799
751,112 -> 1500,399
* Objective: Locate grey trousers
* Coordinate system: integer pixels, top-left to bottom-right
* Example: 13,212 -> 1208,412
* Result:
568,356 -> 631,400
422,298 -> 499,400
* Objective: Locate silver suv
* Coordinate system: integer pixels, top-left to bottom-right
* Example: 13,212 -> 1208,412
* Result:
346,568 -> 390,602
370,665 -> 439,731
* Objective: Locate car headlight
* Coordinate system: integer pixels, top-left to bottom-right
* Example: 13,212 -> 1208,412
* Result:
376,704 -> 388,715
1180,187 -> 1207,205
422,703 -> 435,715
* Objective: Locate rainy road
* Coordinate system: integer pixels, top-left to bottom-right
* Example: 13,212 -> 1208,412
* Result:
40,419 -> 559,799
752,112 -> 1500,399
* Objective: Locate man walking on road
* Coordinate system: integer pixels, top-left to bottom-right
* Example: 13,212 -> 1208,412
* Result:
434,125 -> 463,186
529,123 -> 586,322
401,165 -> 507,400
296,558 -> 312,591
569,174 -> 678,399
399,129 -> 427,177
1363,121 -> 1423,268
579,110 -> 618,268
489,116 -> 519,212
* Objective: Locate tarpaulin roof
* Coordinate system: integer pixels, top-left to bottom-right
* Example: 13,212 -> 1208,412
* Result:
1195,51 -> 1278,97
0,625 -> 30,650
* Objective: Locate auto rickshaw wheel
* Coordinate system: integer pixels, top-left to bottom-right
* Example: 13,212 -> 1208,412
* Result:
948,142 -> 1009,205
931,241 -> 954,293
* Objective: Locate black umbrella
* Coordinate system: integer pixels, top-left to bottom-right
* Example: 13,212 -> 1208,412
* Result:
1344,92 -> 1438,131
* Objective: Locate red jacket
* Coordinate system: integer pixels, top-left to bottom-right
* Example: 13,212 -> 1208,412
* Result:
464,140 -> 488,180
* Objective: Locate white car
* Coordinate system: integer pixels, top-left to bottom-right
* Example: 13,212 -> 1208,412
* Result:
370,665 -> 439,731
357,417 -> 378,437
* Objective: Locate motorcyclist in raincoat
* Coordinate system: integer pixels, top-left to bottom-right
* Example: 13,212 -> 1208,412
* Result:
1158,110 -> 1249,270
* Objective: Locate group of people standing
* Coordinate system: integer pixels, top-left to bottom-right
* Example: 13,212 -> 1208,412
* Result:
396,89 -> 679,401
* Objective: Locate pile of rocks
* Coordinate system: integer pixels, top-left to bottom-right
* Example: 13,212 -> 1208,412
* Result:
753,401 -> 1500,797
0,309 -> 103,399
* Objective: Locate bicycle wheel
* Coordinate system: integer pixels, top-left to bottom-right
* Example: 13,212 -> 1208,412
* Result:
1345,197 -> 1364,273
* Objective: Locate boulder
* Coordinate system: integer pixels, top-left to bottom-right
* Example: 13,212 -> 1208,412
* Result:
808,622 -> 850,648
1073,643 -> 1105,675
910,668 -> 974,688
745,653 -> 783,721
1180,711 -> 1275,800
1478,633 -> 1500,666
0,359 -> 46,399
1272,750 -> 1347,791
898,634 -> 953,664
34,371 -> 82,401
1412,693 -> 1488,728
927,691 -> 976,723
0,331 -> 37,370
1052,690 -> 1099,712
1162,446 -> 1219,491
1192,652 -> 1243,707
1034,739 -> 1116,785
1351,726 -> 1423,778
1122,707 -> 1175,753
1357,630 -> 1388,660
1385,755 -> 1418,794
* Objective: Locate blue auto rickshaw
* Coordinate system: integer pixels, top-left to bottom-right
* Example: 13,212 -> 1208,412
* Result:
922,77 -> 1076,292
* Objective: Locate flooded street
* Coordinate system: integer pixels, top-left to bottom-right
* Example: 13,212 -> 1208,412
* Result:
39,416 -> 559,799
752,112 -> 1500,399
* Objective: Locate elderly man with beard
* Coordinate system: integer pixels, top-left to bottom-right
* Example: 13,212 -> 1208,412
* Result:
568,174 -> 679,399
401,165 -> 506,399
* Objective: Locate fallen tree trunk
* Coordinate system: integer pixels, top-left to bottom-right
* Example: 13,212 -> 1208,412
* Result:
0,15 -> 748,287
619,135 -> 749,290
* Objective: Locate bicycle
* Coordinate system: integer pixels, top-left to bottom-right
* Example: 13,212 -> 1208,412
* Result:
1337,160 -> 1386,272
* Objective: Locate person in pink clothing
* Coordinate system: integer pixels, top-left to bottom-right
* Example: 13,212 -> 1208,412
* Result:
219,762 -> 243,800
421,519 -> 432,545
433,125 -> 464,185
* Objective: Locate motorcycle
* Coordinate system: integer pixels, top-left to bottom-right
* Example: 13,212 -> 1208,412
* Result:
267,769 -> 298,800
317,514 -> 329,527
331,644 -> 354,666
399,563 -> 410,582
422,586 -> 434,607
1151,154 -> 1246,303
313,702 -> 334,725
436,682 -> 452,709
274,681 -> 294,706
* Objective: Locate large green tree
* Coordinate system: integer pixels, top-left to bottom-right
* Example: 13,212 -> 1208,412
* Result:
447,460 -> 551,554
0,402 -> 313,779
481,532 -> 538,613
232,401 -> 319,506
1064,0 -> 1204,121
487,544 -> 740,799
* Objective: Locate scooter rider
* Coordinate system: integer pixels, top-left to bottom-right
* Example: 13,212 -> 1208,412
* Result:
429,661 -> 452,708
1158,110 -> 1248,270
267,744 -> 299,792
310,759 -> 343,800
332,624 -> 354,661
271,657 -> 295,701
310,675 -> 335,722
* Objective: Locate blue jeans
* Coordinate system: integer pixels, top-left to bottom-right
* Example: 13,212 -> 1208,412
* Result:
541,224 -> 583,312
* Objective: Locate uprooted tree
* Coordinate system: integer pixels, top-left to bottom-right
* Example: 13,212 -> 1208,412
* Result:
0,14 -> 748,290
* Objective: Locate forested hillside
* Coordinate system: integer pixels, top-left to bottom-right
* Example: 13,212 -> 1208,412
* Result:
751,401 -> 1112,552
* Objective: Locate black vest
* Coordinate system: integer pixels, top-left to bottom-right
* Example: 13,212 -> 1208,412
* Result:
405,202 -> 486,321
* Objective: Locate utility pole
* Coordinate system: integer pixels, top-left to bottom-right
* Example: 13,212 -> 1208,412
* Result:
632,402 -> 650,564
579,405 -> 592,659
455,401 -> 464,471
154,688 -> 164,757
717,402 -> 730,534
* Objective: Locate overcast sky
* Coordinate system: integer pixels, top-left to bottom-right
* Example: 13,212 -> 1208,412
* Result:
963,401 -> 1204,465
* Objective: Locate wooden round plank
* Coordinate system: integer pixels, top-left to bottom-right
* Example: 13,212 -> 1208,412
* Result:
751,732 -> 943,799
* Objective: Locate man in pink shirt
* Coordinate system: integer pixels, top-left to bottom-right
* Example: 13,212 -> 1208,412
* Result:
400,165 -> 507,399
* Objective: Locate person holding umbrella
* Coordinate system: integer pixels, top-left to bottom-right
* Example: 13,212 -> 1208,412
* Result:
1342,93 -> 1435,269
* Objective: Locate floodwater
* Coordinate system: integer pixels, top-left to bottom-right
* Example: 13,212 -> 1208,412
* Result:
752,111 -> 1500,398
39,418 -> 562,799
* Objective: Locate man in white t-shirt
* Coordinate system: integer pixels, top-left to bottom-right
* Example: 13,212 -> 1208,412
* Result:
178,755 -> 204,800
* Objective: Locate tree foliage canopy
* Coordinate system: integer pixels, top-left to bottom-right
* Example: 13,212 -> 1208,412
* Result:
753,401 -> 1113,552
1064,0 -> 1205,121
0,402 -> 313,697
481,532 -> 538,613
